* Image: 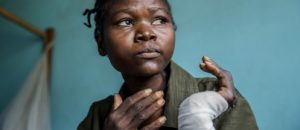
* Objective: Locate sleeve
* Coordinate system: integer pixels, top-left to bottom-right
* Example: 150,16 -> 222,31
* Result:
197,78 -> 259,130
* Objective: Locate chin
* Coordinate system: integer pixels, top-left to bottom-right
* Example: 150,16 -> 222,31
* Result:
135,61 -> 165,77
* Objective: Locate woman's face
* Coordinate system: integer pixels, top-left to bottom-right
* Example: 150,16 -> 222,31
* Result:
101,0 -> 175,77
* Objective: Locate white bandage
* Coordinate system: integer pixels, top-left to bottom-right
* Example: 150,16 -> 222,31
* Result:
178,91 -> 228,130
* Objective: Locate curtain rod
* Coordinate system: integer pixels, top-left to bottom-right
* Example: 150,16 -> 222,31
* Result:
0,7 -> 54,82
0,7 -> 47,39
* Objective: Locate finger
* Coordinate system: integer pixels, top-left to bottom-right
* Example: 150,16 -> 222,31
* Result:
201,56 -> 216,72
141,116 -> 167,130
115,89 -> 152,115
200,56 -> 224,79
112,94 -> 123,111
122,91 -> 164,128
126,91 -> 164,121
199,63 -> 207,71
130,98 -> 165,128
141,107 -> 163,128
202,55 -> 214,64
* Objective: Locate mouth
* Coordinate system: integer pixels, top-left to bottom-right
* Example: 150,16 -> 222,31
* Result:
135,48 -> 161,59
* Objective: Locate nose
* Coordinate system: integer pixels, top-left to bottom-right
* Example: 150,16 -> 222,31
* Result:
134,23 -> 157,43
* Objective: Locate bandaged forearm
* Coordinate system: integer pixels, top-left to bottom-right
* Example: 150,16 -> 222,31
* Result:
178,91 -> 229,130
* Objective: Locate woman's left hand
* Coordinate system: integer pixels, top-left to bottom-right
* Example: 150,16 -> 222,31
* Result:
199,56 -> 236,104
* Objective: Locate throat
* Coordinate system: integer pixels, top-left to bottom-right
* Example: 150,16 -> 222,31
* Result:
123,71 -> 168,93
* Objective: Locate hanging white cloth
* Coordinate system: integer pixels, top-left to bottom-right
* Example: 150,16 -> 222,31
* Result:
0,49 -> 51,130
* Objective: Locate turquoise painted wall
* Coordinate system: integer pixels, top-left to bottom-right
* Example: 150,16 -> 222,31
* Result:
0,0 -> 299,130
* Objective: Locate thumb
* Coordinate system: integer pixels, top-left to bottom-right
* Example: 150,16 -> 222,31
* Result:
112,93 -> 123,111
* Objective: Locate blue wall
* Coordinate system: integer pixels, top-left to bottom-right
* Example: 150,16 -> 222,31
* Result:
0,0 -> 299,130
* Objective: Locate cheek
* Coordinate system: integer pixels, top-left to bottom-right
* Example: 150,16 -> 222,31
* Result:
104,29 -> 133,55
102,29 -> 136,72
157,28 -> 175,56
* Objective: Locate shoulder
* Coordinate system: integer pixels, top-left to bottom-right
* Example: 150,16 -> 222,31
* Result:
77,95 -> 114,130
92,95 -> 114,114
170,62 -> 258,129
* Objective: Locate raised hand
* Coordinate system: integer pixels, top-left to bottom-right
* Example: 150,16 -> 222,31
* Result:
103,89 -> 167,130
199,56 -> 236,104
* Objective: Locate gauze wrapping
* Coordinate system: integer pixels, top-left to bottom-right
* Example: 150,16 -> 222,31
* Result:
178,91 -> 228,130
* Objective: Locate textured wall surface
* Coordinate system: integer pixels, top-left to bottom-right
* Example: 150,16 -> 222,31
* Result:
0,0 -> 299,130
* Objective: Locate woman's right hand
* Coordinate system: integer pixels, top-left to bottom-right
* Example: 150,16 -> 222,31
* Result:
103,89 -> 166,130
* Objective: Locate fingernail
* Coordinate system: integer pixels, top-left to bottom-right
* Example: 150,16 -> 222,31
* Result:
144,88 -> 152,95
155,91 -> 164,97
157,99 -> 165,105
159,116 -> 167,123
204,56 -> 210,60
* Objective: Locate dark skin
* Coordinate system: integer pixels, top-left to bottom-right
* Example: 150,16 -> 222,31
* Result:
96,0 -> 235,129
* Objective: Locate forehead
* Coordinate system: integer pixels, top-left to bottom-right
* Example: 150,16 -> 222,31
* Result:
108,0 -> 169,14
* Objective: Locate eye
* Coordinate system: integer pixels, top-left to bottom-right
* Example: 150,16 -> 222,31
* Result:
117,19 -> 134,27
152,17 -> 168,25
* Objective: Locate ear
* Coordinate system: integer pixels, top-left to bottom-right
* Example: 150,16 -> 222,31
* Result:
98,42 -> 107,56
95,31 -> 107,56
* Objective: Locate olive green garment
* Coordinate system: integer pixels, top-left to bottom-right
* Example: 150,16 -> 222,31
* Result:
77,61 -> 259,130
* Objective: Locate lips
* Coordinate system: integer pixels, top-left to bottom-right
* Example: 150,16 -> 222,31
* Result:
136,48 -> 161,59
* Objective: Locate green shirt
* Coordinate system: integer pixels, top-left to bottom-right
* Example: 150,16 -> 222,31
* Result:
78,61 -> 259,130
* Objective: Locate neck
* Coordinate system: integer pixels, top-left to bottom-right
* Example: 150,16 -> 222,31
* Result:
122,71 -> 168,94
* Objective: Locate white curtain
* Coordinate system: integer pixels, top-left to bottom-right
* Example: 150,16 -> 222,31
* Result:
0,50 -> 51,130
